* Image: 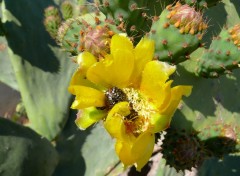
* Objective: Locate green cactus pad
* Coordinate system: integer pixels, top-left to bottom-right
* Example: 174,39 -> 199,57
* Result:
0,36 -> 18,90
1,0 -> 76,139
0,117 -> 58,176
149,2 -> 207,64
197,25 -> 240,78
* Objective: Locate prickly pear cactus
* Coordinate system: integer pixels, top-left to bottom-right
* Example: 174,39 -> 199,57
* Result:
1,0 -> 240,175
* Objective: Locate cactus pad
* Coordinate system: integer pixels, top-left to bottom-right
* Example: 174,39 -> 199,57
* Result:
149,2 -> 207,64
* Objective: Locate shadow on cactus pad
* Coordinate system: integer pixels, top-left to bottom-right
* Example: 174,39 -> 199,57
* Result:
0,117 -> 58,176
53,109 -> 121,176
230,0 -> 240,18
203,137 -> 239,158
199,154 -> 240,176
3,0 -> 60,73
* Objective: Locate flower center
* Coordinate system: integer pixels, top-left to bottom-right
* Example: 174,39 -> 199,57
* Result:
105,87 -> 128,110
122,88 -> 156,135
122,88 -> 156,119
105,87 -> 157,136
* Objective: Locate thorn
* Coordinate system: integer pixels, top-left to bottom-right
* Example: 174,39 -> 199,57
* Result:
130,25 -> 136,31
197,34 -> 203,40
163,23 -> 170,28
198,43 -> 205,47
152,16 -> 159,22
95,17 -> 101,25
151,30 -> 156,34
174,20 -> 181,28
220,64 -> 226,69
179,27 -> 185,34
190,28 -> 195,35
130,3 -> 137,11
232,61 -> 238,65
212,72 -> 219,77
168,51 -> 173,57
108,30 -> 114,36
226,50 -> 231,56
162,39 -> 168,45
166,4 -> 172,10
226,38 -> 231,42
225,70 -> 232,74
105,19 -> 115,25
182,43 -> 188,48
104,1 -> 109,7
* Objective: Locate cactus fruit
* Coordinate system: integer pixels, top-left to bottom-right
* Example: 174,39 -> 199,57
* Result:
196,24 -> 240,78
57,12 -> 122,57
60,1 -> 74,20
161,128 -> 208,171
149,2 -> 207,64
79,25 -> 114,58
44,6 -> 62,39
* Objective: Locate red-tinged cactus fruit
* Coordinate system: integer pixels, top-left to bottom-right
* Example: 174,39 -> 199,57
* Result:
167,2 -> 207,36
229,24 -> 240,49
43,6 -> 62,39
44,6 -> 60,17
79,25 -> 115,58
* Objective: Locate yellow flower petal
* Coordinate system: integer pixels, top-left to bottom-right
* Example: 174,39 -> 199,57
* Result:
115,140 -> 136,167
68,69 -> 97,94
70,86 -> 105,109
87,49 -> 134,88
150,113 -> 172,133
150,86 -> 192,132
75,107 -> 107,130
130,37 -> 155,86
140,61 -> 175,108
104,102 -> 131,140
131,132 -> 155,171
110,34 -> 133,54
76,52 -> 97,73
160,85 -> 192,117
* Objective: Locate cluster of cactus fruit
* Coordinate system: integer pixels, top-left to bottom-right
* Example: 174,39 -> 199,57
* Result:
0,0 -> 240,175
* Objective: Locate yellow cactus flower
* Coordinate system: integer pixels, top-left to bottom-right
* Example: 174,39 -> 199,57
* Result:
68,34 -> 192,171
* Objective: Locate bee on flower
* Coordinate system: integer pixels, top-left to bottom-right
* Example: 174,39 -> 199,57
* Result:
68,34 -> 192,171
